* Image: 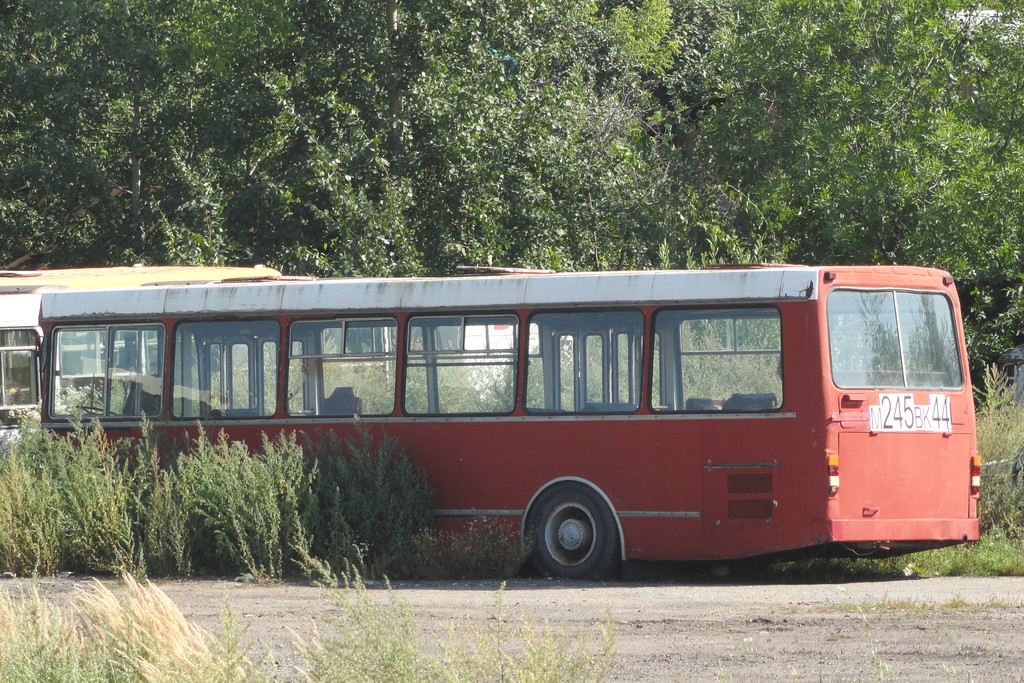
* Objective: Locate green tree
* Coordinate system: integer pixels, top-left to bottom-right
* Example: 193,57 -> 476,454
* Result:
685,0 -> 1024,370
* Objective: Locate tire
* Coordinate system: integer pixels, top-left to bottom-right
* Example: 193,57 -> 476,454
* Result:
525,482 -> 620,579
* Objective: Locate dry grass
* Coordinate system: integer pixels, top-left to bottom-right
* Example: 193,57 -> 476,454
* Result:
296,572 -> 615,683
0,575 -> 615,682
0,576 -> 266,683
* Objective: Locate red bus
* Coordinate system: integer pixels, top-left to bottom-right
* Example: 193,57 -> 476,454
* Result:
38,265 -> 979,578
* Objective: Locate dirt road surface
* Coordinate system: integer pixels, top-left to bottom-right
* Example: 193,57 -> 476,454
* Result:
7,573 -> 1024,680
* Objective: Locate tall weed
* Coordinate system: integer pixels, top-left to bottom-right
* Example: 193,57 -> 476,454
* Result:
0,577 -> 266,682
974,365 -> 1024,535
0,447 -> 65,575
141,465 -> 191,576
177,430 -> 309,580
297,571 -> 615,683
304,429 -> 433,579
0,420 -> 140,575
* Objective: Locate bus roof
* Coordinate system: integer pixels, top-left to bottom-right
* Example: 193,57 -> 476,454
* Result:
41,267 -> 830,321
37,265 -> 959,323
0,265 -> 280,295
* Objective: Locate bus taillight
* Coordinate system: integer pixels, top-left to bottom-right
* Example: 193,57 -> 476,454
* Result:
970,454 -> 981,496
827,452 -> 840,496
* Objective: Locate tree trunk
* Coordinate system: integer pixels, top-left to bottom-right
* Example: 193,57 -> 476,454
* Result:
123,0 -> 145,250
386,0 -> 403,158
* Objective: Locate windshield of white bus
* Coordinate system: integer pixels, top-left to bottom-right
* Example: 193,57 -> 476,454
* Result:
827,289 -> 962,390
1,329 -> 37,410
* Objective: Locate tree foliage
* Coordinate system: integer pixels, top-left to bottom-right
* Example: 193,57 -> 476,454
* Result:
0,0 -> 1022,369
687,0 -> 1024,371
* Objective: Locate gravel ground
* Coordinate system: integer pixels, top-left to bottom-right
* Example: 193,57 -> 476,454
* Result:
5,572 -> 1024,680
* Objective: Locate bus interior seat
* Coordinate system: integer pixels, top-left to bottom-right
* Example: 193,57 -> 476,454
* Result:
722,393 -> 777,412
322,387 -> 362,416
121,380 -> 161,417
139,389 -> 161,416
685,397 -> 723,411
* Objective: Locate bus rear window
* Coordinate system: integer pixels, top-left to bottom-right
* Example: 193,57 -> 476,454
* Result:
827,290 -> 962,390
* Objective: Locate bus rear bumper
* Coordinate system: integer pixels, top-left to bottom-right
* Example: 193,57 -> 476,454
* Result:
829,518 -> 979,544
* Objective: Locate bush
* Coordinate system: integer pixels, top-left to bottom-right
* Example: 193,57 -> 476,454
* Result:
0,422 -> 317,580
0,419 -> 140,575
304,429 -> 434,579
176,430 -> 310,580
975,365 -> 1024,536
408,518 -> 530,580
0,443 -> 66,575
0,420 -> 454,581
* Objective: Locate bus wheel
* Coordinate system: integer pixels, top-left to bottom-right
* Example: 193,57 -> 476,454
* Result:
526,483 -> 620,579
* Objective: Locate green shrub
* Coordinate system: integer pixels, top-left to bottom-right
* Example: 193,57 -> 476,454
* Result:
408,517 -> 530,580
0,444 -> 66,575
0,420 -> 141,575
140,463 -> 191,577
304,428 -> 433,579
974,365 -> 1024,536
176,430 -> 310,580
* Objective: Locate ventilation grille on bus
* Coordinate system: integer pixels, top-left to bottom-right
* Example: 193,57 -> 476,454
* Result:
726,473 -> 774,521
727,499 -> 775,520
727,473 -> 772,494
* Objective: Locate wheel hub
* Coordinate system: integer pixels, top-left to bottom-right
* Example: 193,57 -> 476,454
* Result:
557,518 -> 592,551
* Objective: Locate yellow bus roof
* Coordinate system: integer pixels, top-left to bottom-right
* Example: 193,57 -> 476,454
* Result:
0,265 -> 281,294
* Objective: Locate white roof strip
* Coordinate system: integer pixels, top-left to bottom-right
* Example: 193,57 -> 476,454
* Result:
0,293 -> 43,330
41,268 -> 822,321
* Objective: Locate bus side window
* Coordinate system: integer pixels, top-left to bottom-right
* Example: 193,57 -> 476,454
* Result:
171,321 -> 280,419
526,311 -> 643,414
651,308 -> 782,413
405,315 -> 517,416
0,331 -> 37,410
288,318 -> 397,417
53,325 -> 164,419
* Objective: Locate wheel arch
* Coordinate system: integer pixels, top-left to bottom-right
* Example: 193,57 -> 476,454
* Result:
521,476 -> 626,562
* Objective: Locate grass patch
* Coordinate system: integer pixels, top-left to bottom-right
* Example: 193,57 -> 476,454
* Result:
0,575 -> 616,682
843,594 -> 1024,613
297,571 -> 615,682
0,576 -> 265,682
904,531 -> 1024,577
765,556 -> 907,581
767,528 -> 1024,581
